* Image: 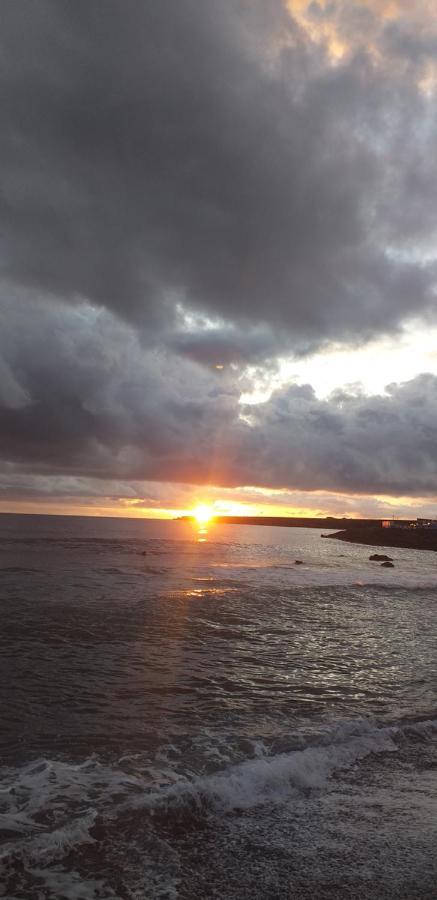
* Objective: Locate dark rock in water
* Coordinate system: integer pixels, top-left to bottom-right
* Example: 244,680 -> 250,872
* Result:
381,561 -> 395,568
369,553 -> 393,561
295,560 -> 303,565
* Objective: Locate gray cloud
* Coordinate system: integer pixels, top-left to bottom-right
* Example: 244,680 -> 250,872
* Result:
0,297 -> 242,483
1,0 -> 437,365
382,19 -> 437,64
236,376 -> 437,495
169,325 -> 283,367
2,298 -> 437,498
2,0 -> 437,504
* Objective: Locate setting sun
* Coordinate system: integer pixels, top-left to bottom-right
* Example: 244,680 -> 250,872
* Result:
192,504 -> 215,525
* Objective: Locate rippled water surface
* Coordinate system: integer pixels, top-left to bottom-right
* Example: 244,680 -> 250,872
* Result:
1,514 -> 436,898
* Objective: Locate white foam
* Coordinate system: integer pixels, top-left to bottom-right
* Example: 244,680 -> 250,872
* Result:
144,718 -> 399,814
1,715 -> 436,873
0,755 -> 146,870
28,865 -> 118,899
9,810 -> 97,863
194,557 -> 437,590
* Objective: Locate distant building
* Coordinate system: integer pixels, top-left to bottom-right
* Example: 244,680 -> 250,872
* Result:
382,517 -> 437,529
382,519 -> 410,528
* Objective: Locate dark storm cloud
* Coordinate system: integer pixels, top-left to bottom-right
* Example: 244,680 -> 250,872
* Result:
170,325 -> 282,367
1,0 -> 437,361
2,0 -> 437,501
382,20 -> 437,64
0,298 -> 242,483
236,376 -> 437,496
2,298 -> 437,498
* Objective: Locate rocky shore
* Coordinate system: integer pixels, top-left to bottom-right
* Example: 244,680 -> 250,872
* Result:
326,526 -> 437,552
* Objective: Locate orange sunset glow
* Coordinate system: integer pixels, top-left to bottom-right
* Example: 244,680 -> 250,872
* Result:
192,503 -> 215,525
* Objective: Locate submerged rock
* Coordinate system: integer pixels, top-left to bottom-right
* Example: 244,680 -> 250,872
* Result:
369,553 -> 393,561
295,559 -> 303,565
381,561 -> 395,568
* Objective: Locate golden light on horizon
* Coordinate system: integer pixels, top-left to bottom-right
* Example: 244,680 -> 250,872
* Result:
192,503 -> 215,525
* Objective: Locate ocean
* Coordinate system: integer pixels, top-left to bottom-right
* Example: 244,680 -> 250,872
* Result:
0,513 -> 436,899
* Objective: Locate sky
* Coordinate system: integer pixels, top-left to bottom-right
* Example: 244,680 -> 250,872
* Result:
2,0 -> 437,520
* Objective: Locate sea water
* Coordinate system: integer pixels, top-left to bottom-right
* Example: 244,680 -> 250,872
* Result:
0,513 -> 436,898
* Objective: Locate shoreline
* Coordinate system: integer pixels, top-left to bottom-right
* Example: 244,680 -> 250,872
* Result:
327,526 -> 437,552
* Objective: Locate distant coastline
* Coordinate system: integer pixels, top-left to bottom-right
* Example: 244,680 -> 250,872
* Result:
180,515 -> 385,529
180,514 -> 437,551
326,526 -> 437,552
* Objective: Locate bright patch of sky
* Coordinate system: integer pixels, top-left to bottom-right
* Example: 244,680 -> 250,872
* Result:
241,321 -> 437,404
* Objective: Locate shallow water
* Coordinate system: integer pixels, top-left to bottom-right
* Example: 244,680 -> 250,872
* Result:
0,514 -> 436,898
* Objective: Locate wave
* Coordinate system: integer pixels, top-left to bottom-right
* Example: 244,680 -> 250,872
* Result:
140,714 -> 437,816
1,714 -> 436,857
1,713 -> 436,900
